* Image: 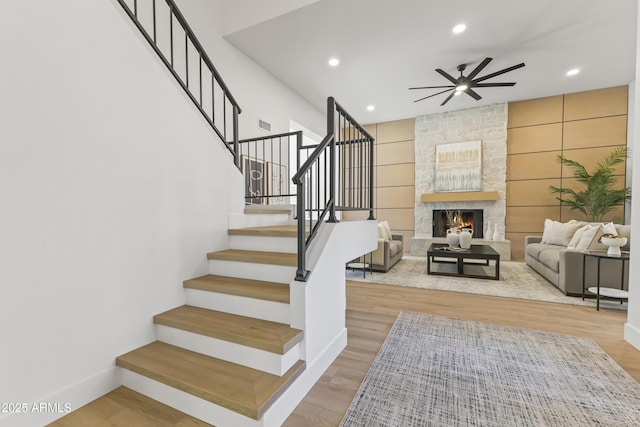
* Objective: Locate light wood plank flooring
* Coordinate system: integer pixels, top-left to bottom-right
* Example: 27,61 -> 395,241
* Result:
49,281 -> 639,426
282,281 -> 640,426
47,386 -> 210,426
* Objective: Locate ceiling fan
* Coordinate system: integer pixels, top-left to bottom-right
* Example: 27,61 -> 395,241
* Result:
409,57 -> 525,106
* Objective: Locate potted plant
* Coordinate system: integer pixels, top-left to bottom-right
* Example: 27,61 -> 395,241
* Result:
549,146 -> 630,222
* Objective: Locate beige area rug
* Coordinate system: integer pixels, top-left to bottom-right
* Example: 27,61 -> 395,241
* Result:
346,256 -> 626,309
340,312 -> 640,426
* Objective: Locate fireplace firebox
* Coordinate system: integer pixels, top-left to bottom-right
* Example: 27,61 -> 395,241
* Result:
433,209 -> 484,238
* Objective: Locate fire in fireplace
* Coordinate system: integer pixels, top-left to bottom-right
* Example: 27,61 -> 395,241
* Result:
433,209 -> 484,238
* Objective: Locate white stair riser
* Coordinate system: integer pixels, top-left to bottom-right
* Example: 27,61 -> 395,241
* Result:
229,235 -> 297,253
121,369 -> 263,427
185,288 -> 290,324
156,325 -> 300,376
228,213 -> 291,229
208,259 -> 296,284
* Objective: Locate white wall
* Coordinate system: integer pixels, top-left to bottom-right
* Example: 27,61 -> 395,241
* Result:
0,1 -> 323,425
624,5 -> 640,350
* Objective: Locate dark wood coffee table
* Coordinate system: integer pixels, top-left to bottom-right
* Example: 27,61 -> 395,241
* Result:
427,243 -> 500,280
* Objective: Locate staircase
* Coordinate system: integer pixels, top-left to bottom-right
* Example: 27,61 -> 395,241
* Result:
115,208 -> 306,426
45,2 -> 377,425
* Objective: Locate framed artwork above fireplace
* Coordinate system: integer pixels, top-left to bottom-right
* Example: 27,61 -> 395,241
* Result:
434,140 -> 482,192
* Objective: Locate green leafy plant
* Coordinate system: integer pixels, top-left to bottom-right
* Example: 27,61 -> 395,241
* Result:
549,146 -> 630,222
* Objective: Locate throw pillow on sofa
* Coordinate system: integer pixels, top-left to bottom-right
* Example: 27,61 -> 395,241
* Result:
377,220 -> 392,240
541,219 -> 584,246
572,222 -> 619,251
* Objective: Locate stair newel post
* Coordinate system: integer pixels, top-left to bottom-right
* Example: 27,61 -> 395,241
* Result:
296,130 -> 303,175
327,97 -> 338,223
233,104 -> 240,169
368,134 -> 376,220
295,179 -> 310,281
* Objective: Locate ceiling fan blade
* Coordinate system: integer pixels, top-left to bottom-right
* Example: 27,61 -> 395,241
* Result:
409,85 -> 455,90
413,88 -> 454,103
436,68 -> 459,85
474,63 -> 525,83
473,82 -> 517,87
466,57 -> 493,80
464,88 -> 482,100
440,91 -> 456,106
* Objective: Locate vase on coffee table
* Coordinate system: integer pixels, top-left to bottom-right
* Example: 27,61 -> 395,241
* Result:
459,228 -> 472,249
446,227 -> 460,247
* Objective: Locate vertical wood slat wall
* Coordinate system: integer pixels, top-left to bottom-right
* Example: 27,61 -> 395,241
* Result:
342,118 -> 415,252
506,85 -> 628,261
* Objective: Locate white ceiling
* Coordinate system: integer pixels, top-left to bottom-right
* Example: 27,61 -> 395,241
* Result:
223,0 -> 638,125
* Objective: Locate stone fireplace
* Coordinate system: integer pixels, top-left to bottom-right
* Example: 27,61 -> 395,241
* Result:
410,103 -> 511,259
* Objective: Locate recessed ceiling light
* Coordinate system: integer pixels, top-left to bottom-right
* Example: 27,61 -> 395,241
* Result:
328,58 -> 340,67
566,68 -> 580,76
454,91 -> 463,96
453,24 -> 466,34
367,105 -> 375,111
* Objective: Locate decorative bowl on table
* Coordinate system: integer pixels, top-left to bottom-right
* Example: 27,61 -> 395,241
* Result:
600,236 -> 627,256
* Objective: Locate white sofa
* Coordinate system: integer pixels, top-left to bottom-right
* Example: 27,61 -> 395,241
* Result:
525,220 -> 630,296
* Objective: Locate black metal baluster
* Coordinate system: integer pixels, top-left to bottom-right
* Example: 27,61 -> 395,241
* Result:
199,57 -> 203,106
369,134 -> 375,219
211,74 -> 216,123
359,130 -> 363,208
152,0 -> 157,43
185,33 -> 189,89
169,8 -> 174,66
349,119 -> 354,208
341,120 -> 345,208
233,105 -> 239,168
133,0 -> 138,17
223,98 -> 227,141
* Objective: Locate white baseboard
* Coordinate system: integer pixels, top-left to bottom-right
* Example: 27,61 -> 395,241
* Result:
0,367 -> 121,427
624,322 -> 640,351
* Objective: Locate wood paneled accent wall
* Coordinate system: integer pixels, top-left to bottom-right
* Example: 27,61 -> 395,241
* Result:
342,118 -> 415,252
506,85 -> 628,260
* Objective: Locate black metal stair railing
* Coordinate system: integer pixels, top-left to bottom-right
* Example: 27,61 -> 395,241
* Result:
115,0 -> 241,167
292,97 -> 375,281
238,131 -> 302,205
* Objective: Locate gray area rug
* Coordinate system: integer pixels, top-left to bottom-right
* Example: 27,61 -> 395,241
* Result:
347,256 -> 623,308
340,312 -> 640,426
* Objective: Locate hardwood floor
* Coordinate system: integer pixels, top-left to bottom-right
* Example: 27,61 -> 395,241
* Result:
283,281 -> 640,426
47,386 -> 211,426
50,281 -> 639,426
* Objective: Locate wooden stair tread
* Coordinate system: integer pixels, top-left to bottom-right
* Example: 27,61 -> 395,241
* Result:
207,249 -> 297,267
116,341 -> 306,420
184,274 -> 290,303
46,386 -> 212,426
228,225 -> 298,237
154,306 -> 303,354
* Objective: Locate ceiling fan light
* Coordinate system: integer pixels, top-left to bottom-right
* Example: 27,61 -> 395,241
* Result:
454,91 -> 463,96
455,84 -> 468,92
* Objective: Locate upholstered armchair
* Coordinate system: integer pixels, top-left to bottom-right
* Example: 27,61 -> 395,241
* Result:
371,220 -> 404,272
